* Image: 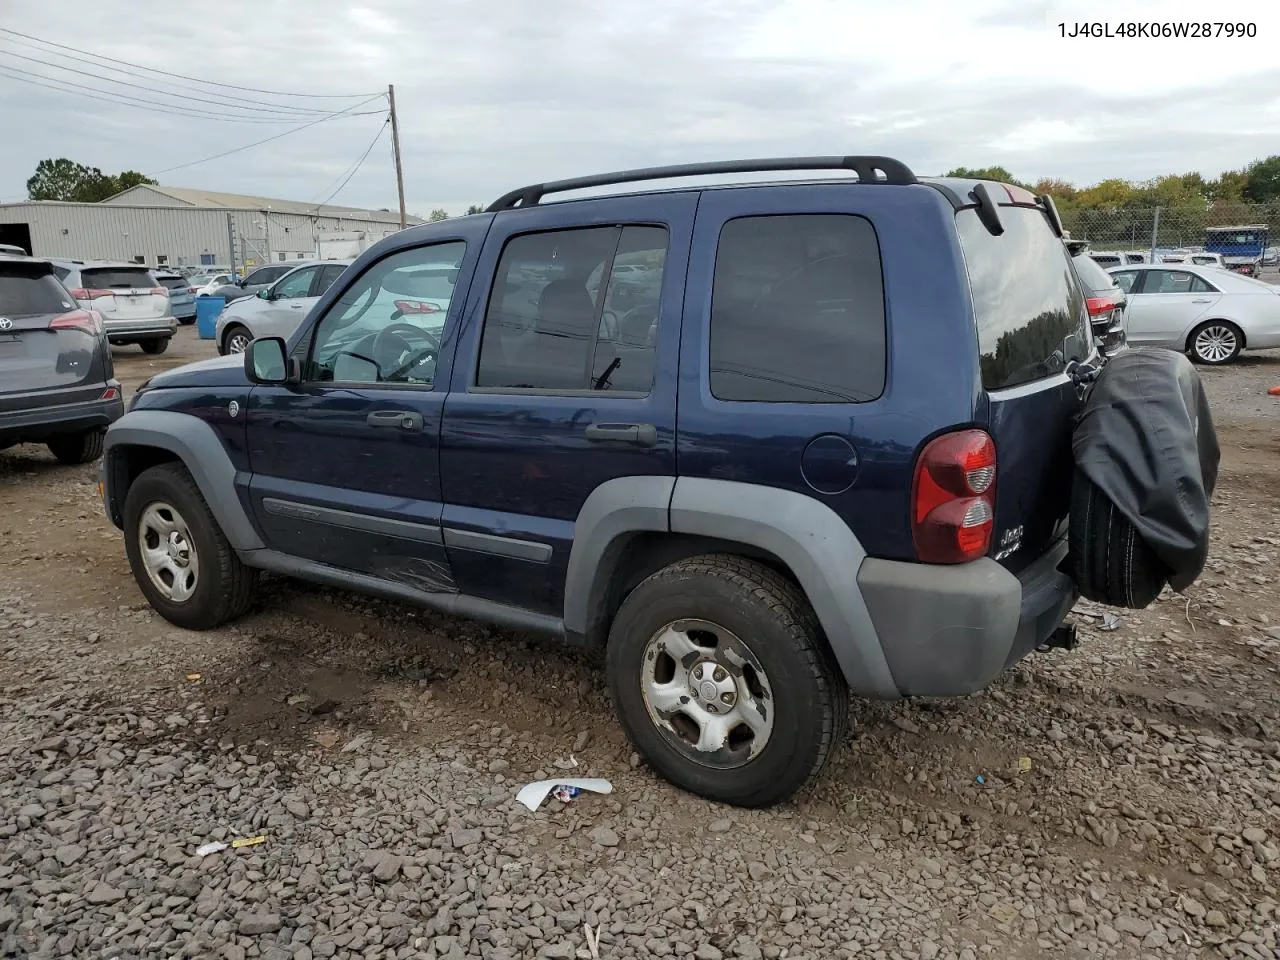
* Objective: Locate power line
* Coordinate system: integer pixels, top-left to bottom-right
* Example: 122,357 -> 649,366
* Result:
0,64 -> 378,125
310,119 -> 391,211
0,32 -> 337,114
154,96 -> 388,174
0,27 -> 381,100
0,48 -> 346,119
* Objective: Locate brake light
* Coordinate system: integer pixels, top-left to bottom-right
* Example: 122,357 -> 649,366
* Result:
101,387 -> 119,400
394,299 -> 440,314
49,310 -> 102,335
911,429 -> 997,564
1086,296 -> 1118,317
68,288 -> 113,300
151,287 -> 169,297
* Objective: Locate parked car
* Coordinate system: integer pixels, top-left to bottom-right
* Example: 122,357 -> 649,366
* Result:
102,157 -> 1201,807
190,273 -> 235,297
1088,250 -> 1146,268
1072,253 -> 1127,354
0,243 -> 29,257
1264,246 -> 1279,266
207,262 -> 308,304
0,257 -> 123,462
1108,263 -> 1280,364
46,259 -> 176,354
154,270 -> 197,325
1188,253 -> 1224,268
215,260 -> 351,354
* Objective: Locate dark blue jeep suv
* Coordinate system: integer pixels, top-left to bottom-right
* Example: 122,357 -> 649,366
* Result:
101,156 -> 1113,806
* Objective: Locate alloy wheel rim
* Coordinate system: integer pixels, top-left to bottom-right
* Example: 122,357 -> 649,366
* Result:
1194,325 -> 1236,363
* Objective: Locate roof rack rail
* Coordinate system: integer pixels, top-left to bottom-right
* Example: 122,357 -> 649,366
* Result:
485,155 -> 917,212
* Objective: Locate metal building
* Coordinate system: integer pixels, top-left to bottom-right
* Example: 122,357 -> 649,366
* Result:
0,184 -> 423,273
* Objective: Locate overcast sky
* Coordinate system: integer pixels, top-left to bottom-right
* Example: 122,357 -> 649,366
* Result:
2,0 -> 1278,214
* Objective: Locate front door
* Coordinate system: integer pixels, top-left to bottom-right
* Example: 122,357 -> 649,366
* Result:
244,234 -> 479,590
1122,268 -> 1221,346
439,193 -> 696,616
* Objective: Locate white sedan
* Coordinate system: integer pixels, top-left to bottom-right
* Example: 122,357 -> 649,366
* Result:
1107,263 -> 1280,365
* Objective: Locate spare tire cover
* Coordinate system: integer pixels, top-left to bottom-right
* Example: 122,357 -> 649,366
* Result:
1072,347 -> 1220,592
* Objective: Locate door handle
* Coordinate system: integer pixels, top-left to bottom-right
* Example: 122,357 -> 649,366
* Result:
1191,298 -> 1212,303
366,410 -> 423,431
289,303 -> 304,309
584,422 -> 658,447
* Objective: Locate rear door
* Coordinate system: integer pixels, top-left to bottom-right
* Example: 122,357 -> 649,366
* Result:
74,266 -> 168,324
1122,268 -> 1220,347
439,194 -> 695,616
0,263 -> 107,412
956,204 -> 1092,573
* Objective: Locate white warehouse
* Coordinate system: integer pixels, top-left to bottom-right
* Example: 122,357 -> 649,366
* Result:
0,184 -> 423,272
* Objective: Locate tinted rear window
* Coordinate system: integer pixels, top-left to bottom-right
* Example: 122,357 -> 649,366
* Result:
709,214 -> 886,403
1072,254 -> 1119,293
0,268 -> 76,316
81,268 -> 154,289
1090,255 -> 1121,268
156,276 -> 190,291
956,207 -> 1088,391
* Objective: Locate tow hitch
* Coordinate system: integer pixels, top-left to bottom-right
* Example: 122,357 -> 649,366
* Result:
1039,624 -> 1078,652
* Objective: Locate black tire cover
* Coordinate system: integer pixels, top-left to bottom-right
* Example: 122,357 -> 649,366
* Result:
1072,347 -> 1220,592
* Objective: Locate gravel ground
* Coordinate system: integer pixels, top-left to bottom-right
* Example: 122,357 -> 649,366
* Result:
1,331 -> 1278,960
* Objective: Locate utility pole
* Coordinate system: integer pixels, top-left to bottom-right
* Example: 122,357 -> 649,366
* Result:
226,213 -> 236,276
388,83 -> 407,230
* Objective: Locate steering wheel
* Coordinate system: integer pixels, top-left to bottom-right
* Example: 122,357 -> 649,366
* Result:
371,322 -> 440,380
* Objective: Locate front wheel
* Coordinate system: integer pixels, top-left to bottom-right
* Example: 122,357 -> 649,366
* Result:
607,554 -> 848,808
122,463 -> 257,629
222,325 -> 251,356
1188,320 -> 1242,365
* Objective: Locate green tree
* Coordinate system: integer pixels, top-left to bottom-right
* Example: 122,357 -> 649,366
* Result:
945,165 -> 1028,187
26,158 -> 156,202
428,208 -> 449,222
1207,170 -> 1248,204
465,204 -> 484,215
1243,155 -> 1280,203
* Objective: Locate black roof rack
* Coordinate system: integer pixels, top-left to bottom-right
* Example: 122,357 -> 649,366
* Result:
486,155 -> 917,212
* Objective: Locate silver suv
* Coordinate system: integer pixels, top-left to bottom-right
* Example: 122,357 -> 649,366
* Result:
47,259 -> 176,354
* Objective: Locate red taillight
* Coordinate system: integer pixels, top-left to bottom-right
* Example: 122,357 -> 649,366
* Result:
68,288 -> 113,300
49,310 -> 102,335
911,429 -> 997,564
101,387 -> 119,400
1086,296 -> 1118,317
394,299 -> 440,314
151,287 -> 169,297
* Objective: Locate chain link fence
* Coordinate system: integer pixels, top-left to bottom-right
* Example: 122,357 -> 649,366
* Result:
1060,204 -> 1278,273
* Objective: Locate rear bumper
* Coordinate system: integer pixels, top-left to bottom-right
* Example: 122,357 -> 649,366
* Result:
105,318 -> 176,342
857,537 -> 1077,697
0,393 -> 125,444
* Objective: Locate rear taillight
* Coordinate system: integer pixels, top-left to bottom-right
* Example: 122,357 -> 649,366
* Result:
151,287 -> 169,297
1086,296 -> 1118,317
101,387 -> 119,400
68,288 -> 113,300
50,310 -> 102,335
911,429 -> 997,564
394,299 -> 440,314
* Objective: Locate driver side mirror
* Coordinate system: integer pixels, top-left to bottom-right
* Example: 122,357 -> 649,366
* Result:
244,336 -> 296,385
257,288 -> 272,300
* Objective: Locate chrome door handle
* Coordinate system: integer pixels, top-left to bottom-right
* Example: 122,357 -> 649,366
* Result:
1191,298 -> 1212,303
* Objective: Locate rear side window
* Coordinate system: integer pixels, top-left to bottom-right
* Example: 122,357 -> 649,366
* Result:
81,267 -> 154,289
957,207 -> 1088,391
709,214 -> 886,403
0,268 -> 76,315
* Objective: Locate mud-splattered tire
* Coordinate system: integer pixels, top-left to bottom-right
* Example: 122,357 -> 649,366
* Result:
607,554 -> 848,808
1070,469 -> 1168,608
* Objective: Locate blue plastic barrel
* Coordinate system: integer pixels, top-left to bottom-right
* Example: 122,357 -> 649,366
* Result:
195,296 -> 224,340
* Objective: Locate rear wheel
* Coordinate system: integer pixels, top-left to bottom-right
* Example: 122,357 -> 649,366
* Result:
140,338 -> 170,355
47,430 -> 104,465
222,325 -> 251,356
1069,469 -> 1168,608
123,463 -> 257,629
607,554 -> 848,808
1188,320 -> 1241,365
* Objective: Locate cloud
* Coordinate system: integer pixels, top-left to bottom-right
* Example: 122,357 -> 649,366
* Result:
1,0 -> 1278,213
